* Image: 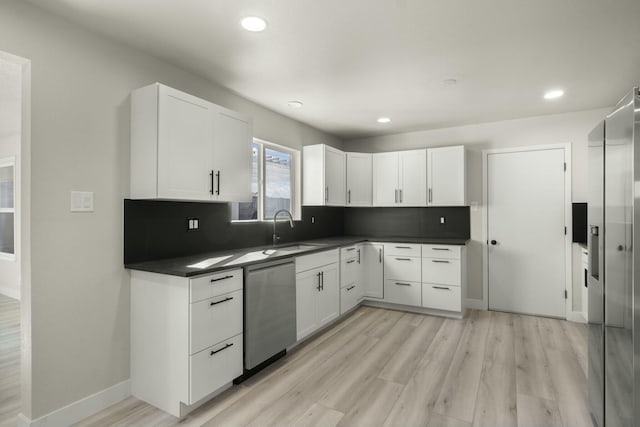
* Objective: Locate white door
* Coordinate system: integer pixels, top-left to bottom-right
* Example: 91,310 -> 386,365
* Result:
428,146 -> 466,206
346,153 -> 372,206
325,147 -> 346,206
373,152 -> 399,206
316,265 -> 339,327
362,244 -> 384,298
399,149 -> 427,206
296,269 -> 320,340
157,85 -> 214,200
487,148 -> 567,317
213,108 -> 252,202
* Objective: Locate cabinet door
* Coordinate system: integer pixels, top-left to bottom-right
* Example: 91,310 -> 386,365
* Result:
325,146 -> 346,206
372,152 -> 399,206
428,146 -> 466,206
399,149 -> 427,206
317,265 -> 340,327
346,153 -> 372,206
296,269 -> 320,340
157,85 -> 214,200
213,108 -> 253,202
362,244 -> 384,298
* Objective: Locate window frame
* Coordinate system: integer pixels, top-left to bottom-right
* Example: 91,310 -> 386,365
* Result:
231,138 -> 301,222
0,156 -> 16,260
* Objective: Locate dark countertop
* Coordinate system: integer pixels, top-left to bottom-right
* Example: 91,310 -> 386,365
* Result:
125,236 -> 470,277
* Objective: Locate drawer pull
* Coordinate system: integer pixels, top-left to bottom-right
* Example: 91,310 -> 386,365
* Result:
432,248 -> 451,251
395,246 -> 412,249
432,286 -> 451,290
211,275 -> 234,283
432,260 -> 451,264
395,282 -> 412,286
210,342 -> 234,356
346,260 -> 356,264
210,296 -> 233,306
346,248 -> 356,252
395,258 -> 412,261
346,285 -> 356,291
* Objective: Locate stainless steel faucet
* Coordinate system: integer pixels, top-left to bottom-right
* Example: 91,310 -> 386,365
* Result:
273,209 -> 295,246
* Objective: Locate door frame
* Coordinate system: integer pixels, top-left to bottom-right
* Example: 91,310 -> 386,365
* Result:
481,143 -> 572,319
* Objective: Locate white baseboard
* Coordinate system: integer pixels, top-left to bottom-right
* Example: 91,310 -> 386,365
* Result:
465,298 -> 487,310
0,284 -> 20,300
567,311 -> 587,324
17,379 -> 130,427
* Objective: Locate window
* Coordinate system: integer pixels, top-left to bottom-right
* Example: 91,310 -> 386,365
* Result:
231,139 -> 300,221
0,158 -> 15,257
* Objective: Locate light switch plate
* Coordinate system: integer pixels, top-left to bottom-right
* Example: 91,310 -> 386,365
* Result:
440,216 -> 446,224
70,191 -> 94,212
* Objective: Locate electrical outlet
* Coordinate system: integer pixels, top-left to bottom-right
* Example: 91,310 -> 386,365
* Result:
187,218 -> 199,230
311,216 -> 315,224
440,216 -> 446,224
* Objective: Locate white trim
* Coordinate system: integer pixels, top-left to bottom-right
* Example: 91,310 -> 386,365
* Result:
16,380 -> 130,427
465,298 -> 487,310
567,311 -> 587,324
482,143 -> 572,320
0,284 -> 19,299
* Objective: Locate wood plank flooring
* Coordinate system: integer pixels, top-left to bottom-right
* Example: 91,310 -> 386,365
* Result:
73,307 -> 589,427
0,294 -> 20,427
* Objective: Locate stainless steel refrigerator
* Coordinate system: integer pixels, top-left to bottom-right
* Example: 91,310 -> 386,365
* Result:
588,87 -> 640,427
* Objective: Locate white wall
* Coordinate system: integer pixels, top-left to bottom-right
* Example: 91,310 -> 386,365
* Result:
0,58 -> 21,300
346,108 -> 610,306
0,0 -> 342,420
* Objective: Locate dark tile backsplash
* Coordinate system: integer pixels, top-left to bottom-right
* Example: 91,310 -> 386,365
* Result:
124,200 -> 470,264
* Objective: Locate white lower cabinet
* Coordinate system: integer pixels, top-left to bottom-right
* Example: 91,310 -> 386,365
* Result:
362,243 -> 384,298
131,268 -> 244,417
384,279 -> 422,306
421,284 -> 462,312
421,244 -> 466,313
296,249 -> 340,340
341,283 -> 360,313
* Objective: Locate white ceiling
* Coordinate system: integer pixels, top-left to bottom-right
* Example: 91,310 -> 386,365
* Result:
25,0 -> 640,139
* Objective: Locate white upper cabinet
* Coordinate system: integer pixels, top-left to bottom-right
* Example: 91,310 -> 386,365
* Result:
346,153 -> 372,206
398,149 -> 427,206
303,144 -> 346,206
130,83 -> 252,202
372,152 -> 400,206
373,149 -> 427,206
427,145 -> 466,206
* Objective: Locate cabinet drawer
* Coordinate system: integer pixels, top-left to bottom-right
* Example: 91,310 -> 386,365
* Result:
340,257 -> 359,287
340,283 -> 360,314
190,290 -> 243,354
384,279 -> 421,306
422,284 -> 462,312
422,245 -> 461,259
190,269 -> 243,303
384,243 -> 422,257
422,258 -> 461,286
340,245 -> 359,260
296,249 -> 339,274
385,256 -> 421,282
189,334 -> 243,404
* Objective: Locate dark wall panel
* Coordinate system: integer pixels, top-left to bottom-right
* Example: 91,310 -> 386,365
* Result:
343,206 -> 470,239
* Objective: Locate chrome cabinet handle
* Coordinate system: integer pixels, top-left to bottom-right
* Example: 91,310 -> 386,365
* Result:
432,248 -> 450,251
432,260 -> 450,264
316,272 -> 321,291
399,189 -> 403,203
348,189 -> 351,204
210,342 -> 233,355
395,258 -> 412,261
325,186 -> 328,202
347,260 -> 356,264
432,286 -> 450,290
394,189 -> 398,203
379,248 -> 382,263
346,285 -> 355,291
215,170 -> 221,195
346,247 -> 356,251
395,246 -> 411,249
210,297 -> 233,306
357,249 -> 361,264
428,188 -> 432,203
395,282 -> 411,286
210,170 -> 215,195
211,275 -> 234,283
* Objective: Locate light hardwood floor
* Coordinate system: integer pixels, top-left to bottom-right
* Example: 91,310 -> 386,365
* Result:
0,294 -> 20,427
74,307 -> 589,427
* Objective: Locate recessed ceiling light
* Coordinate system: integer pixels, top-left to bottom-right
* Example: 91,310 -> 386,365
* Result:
377,117 -> 391,124
544,89 -> 564,100
287,101 -> 303,109
240,16 -> 267,32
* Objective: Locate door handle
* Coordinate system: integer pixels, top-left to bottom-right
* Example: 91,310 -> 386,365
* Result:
490,240 -> 497,245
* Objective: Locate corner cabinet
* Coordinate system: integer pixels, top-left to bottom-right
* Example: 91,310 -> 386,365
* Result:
427,145 -> 466,206
372,149 -> 427,207
130,83 -> 253,202
303,144 -> 346,206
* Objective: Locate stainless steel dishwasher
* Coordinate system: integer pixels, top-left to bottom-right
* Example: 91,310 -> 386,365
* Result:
244,258 -> 296,371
